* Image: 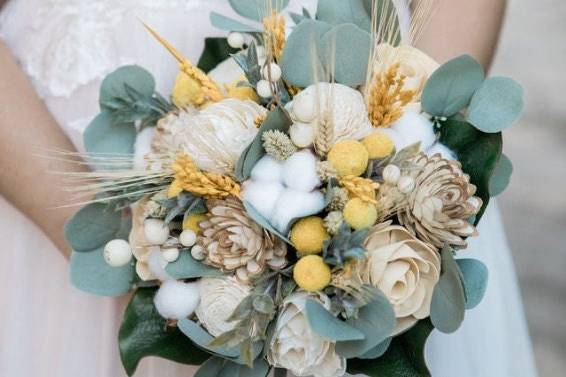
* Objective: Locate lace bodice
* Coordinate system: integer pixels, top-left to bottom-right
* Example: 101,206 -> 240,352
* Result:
0,0 -> 317,150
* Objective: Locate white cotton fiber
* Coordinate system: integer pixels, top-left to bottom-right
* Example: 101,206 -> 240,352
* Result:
378,127 -> 410,151
391,112 -> 436,150
250,155 -> 284,183
427,143 -> 457,160
243,181 -> 284,220
282,150 -> 320,191
133,126 -> 155,170
154,280 -> 201,320
270,189 -> 325,233
147,247 -> 171,282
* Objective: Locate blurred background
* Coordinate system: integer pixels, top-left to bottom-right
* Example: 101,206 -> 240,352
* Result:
492,0 -> 566,375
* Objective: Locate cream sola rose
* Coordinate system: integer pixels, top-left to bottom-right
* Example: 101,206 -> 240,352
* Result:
268,292 -> 346,377
362,222 -> 441,335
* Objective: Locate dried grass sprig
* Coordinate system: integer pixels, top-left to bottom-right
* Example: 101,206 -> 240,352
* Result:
262,130 -> 297,161
262,11 -> 286,62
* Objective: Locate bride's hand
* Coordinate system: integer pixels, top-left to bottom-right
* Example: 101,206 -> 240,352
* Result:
0,40 -> 88,258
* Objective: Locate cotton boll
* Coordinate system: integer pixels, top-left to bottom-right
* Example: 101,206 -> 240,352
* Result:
154,280 -> 200,320
271,189 -> 325,233
133,127 -> 155,170
378,127 -> 410,151
427,143 -> 457,160
250,155 -> 284,183
243,181 -> 284,220
391,112 -> 436,150
147,247 -> 171,281
282,150 -> 320,191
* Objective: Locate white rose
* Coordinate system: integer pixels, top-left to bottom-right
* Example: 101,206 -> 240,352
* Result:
362,223 -> 440,334
267,292 -> 346,377
195,276 -> 251,337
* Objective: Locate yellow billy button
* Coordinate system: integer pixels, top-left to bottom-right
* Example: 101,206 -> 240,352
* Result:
290,216 -> 330,255
327,140 -> 369,177
293,255 -> 332,292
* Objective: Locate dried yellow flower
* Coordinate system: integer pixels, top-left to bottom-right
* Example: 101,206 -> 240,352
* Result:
367,63 -> 416,128
169,154 -> 240,199
339,176 -> 380,204
263,11 -> 286,62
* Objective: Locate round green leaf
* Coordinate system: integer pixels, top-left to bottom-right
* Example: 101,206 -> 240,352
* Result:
83,111 -> 137,159
209,12 -> 260,33
165,251 -> 222,280
99,65 -> 155,111
64,203 -> 122,252
119,287 -> 210,376
430,245 -> 466,333
320,23 -> 371,86
228,0 -> 290,21
489,153 -> 513,196
316,0 -> 371,31
177,319 -> 241,359
422,55 -> 485,117
456,258 -> 489,309
305,299 -> 366,341
467,77 -> 524,133
69,246 -> 134,297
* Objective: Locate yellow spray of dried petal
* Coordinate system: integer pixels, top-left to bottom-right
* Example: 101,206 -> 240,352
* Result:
263,11 -> 286,62
339,176 -> 380,204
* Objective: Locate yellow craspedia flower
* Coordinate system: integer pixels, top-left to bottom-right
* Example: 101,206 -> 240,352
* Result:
293,255 -> 331,292
183,213 -> 208,234
226,75 -> 260,102
343,198 -> 378,230
327,140 -> 369,177
290,217 -> 330,255
172,71 -> 204,108
362,132 -> 394,159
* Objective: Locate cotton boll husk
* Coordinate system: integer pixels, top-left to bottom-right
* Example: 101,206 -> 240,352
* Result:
154,280 -> 200,320
282,150 -> 320,191
391,112 -> 436,150
133,126 -> 155,170
243,181 -> 285,221
271,189 -> 325,233
427,143 -> 457,160
250,155 -> 284,183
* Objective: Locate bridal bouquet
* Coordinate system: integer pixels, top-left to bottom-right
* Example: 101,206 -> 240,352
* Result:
64,1 -> 522,376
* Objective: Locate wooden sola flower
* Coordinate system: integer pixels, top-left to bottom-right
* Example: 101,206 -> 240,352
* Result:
196,197 -> 287,282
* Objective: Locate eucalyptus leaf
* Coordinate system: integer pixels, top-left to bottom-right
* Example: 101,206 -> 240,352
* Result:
198,37 -> 240,73
358,337 -> 392,360
165,251 -> 222,279
83,112 -> 137,160
64,203 -> 122,252
196,356 -> 270,377
281,19 -> 332,87
210,12 -> 261,33
177,319 -> 241,359
467,77 -> 524,133
119,287 -> 209,376
316,0 -> 371,31
335,291 -> 396,358
457,258 -> 489,309
195,357 -> 225,377
69,246 -> 134,297
228,0 -> 290,21
99,65 -> 155,111
422,55 -> 485,117
305,299 -> 366,341
319,23 -> 371,86
430,245 -> 466,333
243,201 -> 291,244
347,319 -> 434,377
489,153 -> 513,196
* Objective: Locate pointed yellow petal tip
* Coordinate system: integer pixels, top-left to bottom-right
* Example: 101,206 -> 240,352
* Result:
142,22 -> 187,65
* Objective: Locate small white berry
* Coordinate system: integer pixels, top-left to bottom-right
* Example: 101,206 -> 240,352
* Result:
227,32 -> 245,49
162,247 -> 180,263
289,122 -> 315,148
383,165 -> 401,185
179,229 -> 197,247
397,176 -> 416,194
154,280 -> 200,319
191,245 -> 206,261
144,219 -> 170,245
292,94 -> 316,123
262,62 -> 282,82
103,239 -> 132,267
256,80 -> 273,98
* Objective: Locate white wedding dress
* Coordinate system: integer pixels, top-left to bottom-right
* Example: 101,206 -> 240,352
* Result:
0,1 -> 537,376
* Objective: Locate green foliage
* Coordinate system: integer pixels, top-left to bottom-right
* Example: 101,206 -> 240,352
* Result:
322,224 -> 368,267
228,0 -> 290,21
430,245 -> 466,333
197,37 -> 240,73
457,258 -> 489,309
232,41 -> 262,89
358,337 -> 392,360
195,356 -> 270,377
438,119 -> 502,223
489,153 -> 513,196
236,106 -> 292,181
335,291 -> 396,358
64,203 -> 122,252
347,319 -> 434,377
159,191 -> 206,225
118,287 -> 209,376
422,55 -> 485,117
69,246 -> 134,297
165,252 -> 222,280
209,12 -> 261,33
467,77 -> 524,133
305,299 -> 366,341
289,7 -> 313,25
83,111 -> 137,160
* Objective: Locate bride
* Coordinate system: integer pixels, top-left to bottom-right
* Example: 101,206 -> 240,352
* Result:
0,0 -> 537,376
